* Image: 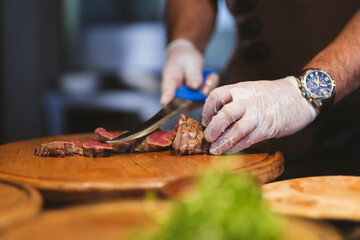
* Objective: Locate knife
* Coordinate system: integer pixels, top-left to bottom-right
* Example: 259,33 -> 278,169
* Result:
107,69 -> 216,143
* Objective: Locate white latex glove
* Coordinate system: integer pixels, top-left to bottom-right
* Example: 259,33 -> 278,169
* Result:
202,76 -> 318,155
161,38 -> 218,107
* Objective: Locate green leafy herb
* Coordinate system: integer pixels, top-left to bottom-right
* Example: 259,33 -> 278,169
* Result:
144,170 -> 283,240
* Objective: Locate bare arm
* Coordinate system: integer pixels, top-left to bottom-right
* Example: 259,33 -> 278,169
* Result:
165,0 -> 217,52
160,0 -> 219,107
304,9 -> 360,103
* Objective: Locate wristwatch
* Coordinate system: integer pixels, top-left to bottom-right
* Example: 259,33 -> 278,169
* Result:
296,68 -> 336,111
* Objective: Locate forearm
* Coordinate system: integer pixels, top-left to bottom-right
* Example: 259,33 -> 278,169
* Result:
165,0 -> 217,52
303,10 -> 360,103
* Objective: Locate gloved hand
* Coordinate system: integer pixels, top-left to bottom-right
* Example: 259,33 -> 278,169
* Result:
202,76 -> 318,155
161,38 -> 218,107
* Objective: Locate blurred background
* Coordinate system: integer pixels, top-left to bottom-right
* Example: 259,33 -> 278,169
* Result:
0,0 -> 236,144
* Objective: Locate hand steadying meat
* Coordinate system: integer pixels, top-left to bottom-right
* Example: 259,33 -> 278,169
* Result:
161,39 -> 219,107
202,76 -> 317,155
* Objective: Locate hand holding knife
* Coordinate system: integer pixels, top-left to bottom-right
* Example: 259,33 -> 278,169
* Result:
107,70 -> 218,144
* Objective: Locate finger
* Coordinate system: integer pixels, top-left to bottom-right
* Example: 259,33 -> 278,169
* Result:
204,101 -> 246,142
226,130 -> 267,154
185,72 -> 220,111
183,60 -> 203,89
209,115 -> 257,155
202,85 -> 233,127
161,66 -> 184,107
200,73 -> 220,96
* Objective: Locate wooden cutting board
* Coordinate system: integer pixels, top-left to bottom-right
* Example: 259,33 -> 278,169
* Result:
0,179 -> 42,231
0,200 -> 342,240
263,176 -> 360,221
0,133 -> 284,201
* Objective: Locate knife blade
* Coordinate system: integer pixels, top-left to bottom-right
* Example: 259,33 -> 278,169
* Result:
107,98 -> 192,143
107,69 -> 215,143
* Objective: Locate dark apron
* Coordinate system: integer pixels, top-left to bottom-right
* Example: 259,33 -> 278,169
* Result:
223,0 -> 360,156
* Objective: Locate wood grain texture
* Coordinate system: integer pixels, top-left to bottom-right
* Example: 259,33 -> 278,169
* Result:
0,200 -> 341,240
0,179 -> 42,231
263,176 -> 360,221
0,133 -> 284,201
280,217 -> 342,240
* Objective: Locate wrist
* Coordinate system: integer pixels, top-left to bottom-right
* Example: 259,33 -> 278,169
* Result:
286,76 -> 318,120
167,38 -> 199,52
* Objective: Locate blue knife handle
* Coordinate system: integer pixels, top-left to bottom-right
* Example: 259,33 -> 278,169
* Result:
174,69 -> 216,102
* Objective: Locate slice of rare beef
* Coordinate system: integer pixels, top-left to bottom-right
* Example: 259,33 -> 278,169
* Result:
93,127 -> 136,153
35,140 -> 84,157
93,127 -> 121,142
172,114 -> 210,155
108,140 -> 136,153
83,141 -> 115,157
135,130 -> 176,152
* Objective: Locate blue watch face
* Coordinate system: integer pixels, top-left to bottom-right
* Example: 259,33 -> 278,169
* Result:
303,70 -> 334,99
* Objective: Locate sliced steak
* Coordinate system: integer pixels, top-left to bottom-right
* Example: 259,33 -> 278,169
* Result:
135,130 -> 176,152
93,127 -> 136,153
93,127 -> 121,142
35,141 -> 84,157
83,141 -> 115,157
172,114 -> 210,155
108,139 -> 137,153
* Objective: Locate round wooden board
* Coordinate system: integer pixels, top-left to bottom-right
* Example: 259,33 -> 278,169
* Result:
0,179 -> 42,231
263,176 -> 360,221
0,134 -> 284,201
0,200 -> 341,240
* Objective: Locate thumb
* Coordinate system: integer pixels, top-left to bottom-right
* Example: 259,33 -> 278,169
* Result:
183,60 -> 203,90
161,66 -> 184,107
